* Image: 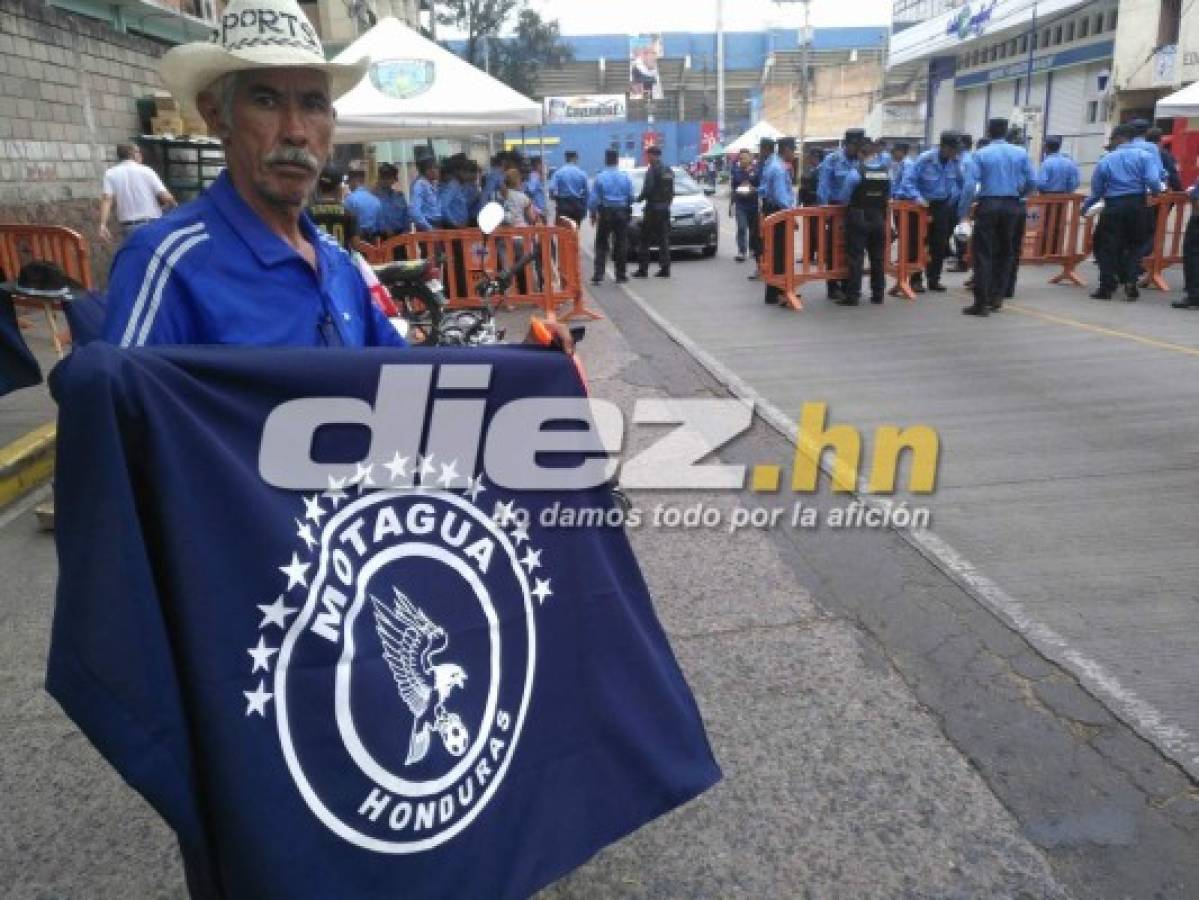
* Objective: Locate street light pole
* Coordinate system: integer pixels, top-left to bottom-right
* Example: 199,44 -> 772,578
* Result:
716,0 -> 726,142
774,0 -> 812,162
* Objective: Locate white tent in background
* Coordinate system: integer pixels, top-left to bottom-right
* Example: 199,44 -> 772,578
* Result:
723,121 -> 783,154
331,17 -> 542,142
1155,81 -> 1199,118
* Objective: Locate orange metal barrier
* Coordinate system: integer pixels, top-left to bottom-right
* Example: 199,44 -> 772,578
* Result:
0,224 -> 92,356
759,204 -> 933,308
1141,192 -> 1192,292
884,201 -> 930,300
358,222 -> 599,322
1017,193 -> 1088,286
758,206 -> 847,310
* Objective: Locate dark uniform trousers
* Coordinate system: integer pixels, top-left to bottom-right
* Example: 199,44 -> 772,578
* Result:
1003,199 -> 1028,299
971,197 -> 1022,308
1095,194 -> 1148,292
1184,213 -> 1199,301
762,200 -> 787,304
594,206 -> 631,280
555,198 -> 586,228
639,205 -> 672,274
845,207 -> 886,300
925,198 -> 956,286
1136,202 -> 1158,279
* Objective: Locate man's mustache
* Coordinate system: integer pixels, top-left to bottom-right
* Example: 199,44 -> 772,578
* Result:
264,148 -> 320,173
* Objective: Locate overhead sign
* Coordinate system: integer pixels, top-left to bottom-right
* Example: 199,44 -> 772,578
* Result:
954,40 -> 1113,88
543,95 -> 627,124
946,1 -> 998,41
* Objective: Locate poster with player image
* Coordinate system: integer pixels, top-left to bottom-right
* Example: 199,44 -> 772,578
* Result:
629,34 -> 664,101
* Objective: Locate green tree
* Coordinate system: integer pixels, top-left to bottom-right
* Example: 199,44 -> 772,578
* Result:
493,8 -> 573,98
434,0 -> 521,70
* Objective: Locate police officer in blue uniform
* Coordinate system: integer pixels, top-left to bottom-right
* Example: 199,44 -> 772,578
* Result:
960,117 -> 1035,316
549,150 -> 589,227
588,149 -> 635,285
897,131 -> 964,292
1036,136 -> 1081,194
949,134 -> 975,271
1083,123 -> 1162,300
843,140 -> 892,305
818,129 -> 868,301
1128,119 -> 1166,282
759,136 -> 797,305
634,145 -> 675,278
1174,179 -> 1199,310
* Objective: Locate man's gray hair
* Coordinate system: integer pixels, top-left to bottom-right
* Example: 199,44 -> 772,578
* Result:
203,71 -> 244,131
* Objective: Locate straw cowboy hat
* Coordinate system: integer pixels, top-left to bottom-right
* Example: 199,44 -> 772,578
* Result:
160,0 -> 368,116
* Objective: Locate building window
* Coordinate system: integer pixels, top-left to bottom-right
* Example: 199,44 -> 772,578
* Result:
1019,35 -> 1028,52
1079,17 -> 1089,39
1086,100 -> 1099,123
1159,0 -> 1181,46
1008,39 -> 1018,56
990,45 -> 998,61
1094,13 -> 1104,33
998,43 -> 1006,59
1041,28 -> 1050,47
1053,25 -> 1063,45
1107,9 -> 1118,30
1065,22 -> 1074,42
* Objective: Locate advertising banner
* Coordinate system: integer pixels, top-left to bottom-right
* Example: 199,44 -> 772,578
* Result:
629,34 -> 665,101
543,95 -> 627,124
700,122 -> 720,155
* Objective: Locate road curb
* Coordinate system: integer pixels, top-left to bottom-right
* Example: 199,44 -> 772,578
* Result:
0,422 -> 56,511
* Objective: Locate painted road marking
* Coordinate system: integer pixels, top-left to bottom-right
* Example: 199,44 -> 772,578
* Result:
1005,303 -> 1199,359
611,274 -> 1199,780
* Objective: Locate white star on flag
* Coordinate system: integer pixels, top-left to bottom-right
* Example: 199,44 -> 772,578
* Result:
531,577 -> 553,605
417,454 -> 436,481
384,451 -> 411,483
247,636 -> 279,674
279,553 -> 310,590
302,493 -> 326,525
323,475 -> 349,509
295,518 -> 318,551
244,680 -> 273,717
258,595 -> 298,630
352,462 -> 376,492
493,499 -> 516,526
520,547 -> 542,574
510,519 -> 530,546
465,474 -> 486,503
437,459 -> 460,488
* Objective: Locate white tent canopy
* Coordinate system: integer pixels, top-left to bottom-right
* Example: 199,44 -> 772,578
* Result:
1155,81 -> 1199,119
723,121 -> 783,154
331,18 -> 542,143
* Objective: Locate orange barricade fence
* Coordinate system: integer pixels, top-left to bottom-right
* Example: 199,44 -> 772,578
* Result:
0,223 -> 93,357
884,201 -> 930,300
1141,191 -> 1192,292
759,204 -> 932,309
358,221 -> 600,322
758,206 -> 848,310
1016,193 -> 1088,286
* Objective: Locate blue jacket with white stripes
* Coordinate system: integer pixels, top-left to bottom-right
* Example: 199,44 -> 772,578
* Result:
103,171 -> 407,349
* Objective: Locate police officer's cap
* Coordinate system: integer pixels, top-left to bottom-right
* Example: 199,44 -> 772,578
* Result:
378,162 -> 398,178
777,137 -> 797,151
317,166 -> 343,192
604,148 -> 619,164
893,141 -> 911,152
646,145 -> 662,156
987,117 -> 1009,137
564,150 -> 579,160
759,136 -> 776,151
1129,118 -> 1151,134
843,128 -> 866,144
1113,123 -> 1136,139
939,130 -> 960,148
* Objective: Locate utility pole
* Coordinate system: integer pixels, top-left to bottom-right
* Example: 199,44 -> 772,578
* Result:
775,0 -> 813,161
716,0 -> 726,142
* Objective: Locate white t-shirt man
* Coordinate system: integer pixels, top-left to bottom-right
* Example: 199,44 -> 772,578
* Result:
99,147 -> 175,242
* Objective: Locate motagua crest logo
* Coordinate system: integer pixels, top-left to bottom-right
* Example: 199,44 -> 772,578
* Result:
242,456 -> 553,853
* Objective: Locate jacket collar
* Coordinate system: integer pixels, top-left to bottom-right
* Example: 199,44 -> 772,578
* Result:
208,171 -> 318,269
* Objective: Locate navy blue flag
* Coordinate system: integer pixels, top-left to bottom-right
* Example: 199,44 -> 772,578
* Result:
47,343 -> 720,899
0,287 -> 42,396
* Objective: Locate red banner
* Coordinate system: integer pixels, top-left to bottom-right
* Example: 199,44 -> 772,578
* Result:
700,121 -> 720,155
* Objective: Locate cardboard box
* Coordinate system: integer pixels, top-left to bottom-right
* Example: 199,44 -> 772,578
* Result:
151,115 -> 184,136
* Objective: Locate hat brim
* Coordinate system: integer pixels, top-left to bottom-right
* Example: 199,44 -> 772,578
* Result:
160,42 -> 369,117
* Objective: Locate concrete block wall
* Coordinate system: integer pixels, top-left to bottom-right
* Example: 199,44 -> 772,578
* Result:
0,0 -> 168,284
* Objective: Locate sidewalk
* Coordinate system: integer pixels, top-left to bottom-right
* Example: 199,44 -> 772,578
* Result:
0,314 -> 60,510
0,301 -> 1074,898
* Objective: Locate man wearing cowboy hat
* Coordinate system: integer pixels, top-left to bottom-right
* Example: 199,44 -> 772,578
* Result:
101,0 -> 405,348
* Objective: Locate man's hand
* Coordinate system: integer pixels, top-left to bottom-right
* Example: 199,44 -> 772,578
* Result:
99,224 -> 112,243
524,319 -> 575,356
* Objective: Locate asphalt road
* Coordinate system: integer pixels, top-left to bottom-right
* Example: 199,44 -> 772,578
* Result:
1,201 -> 1197,898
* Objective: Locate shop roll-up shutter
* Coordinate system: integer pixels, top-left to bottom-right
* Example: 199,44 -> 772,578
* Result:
1048,67 -> 1086,138
932,75 -> 956,141
963,87 -> 988,136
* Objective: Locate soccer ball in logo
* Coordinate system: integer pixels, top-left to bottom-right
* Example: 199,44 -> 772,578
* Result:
439,712 -> 470,757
